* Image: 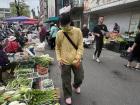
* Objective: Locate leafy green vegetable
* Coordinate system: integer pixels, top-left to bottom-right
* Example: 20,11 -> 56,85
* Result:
32,54 -> 54,67
26,89 -> 59,105
0,96 -> 5,104
6,77 -> 32,90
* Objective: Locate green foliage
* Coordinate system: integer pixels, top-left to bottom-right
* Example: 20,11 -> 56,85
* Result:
10,1 -> 30,16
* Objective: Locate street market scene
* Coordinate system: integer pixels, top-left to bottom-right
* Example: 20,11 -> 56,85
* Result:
0,0 -> 140,105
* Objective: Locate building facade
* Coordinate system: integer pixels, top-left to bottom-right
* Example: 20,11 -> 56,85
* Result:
39,0 -> 62,22
59,0 -> 84,28
47,0 -> 56,18
84,0 -> 140,33
39,0 -> 47,21
0,8 -> 11,20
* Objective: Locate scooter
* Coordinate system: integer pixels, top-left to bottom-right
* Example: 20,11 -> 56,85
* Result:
83,32 -> 95,48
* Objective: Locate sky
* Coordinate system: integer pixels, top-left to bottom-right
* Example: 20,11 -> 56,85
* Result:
0,0 -> 39,16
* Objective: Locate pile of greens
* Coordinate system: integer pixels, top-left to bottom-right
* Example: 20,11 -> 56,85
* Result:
27,89 -> 59,105
6,77 -> 32,90
0,88 -> 60,105
15,68 -> 33,75
32,54 -> 54,67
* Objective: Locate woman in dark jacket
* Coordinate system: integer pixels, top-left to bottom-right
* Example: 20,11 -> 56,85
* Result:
0,44 -> 17,85
126,24 -> 140,70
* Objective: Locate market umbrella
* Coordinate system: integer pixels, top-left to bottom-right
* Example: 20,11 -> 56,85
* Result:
5,16 -> 30,22
22,20 -> 39,25
28,18 -> 38,21
45,17 -> 59,23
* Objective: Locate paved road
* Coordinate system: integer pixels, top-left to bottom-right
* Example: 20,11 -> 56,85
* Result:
47,48 -> 140,105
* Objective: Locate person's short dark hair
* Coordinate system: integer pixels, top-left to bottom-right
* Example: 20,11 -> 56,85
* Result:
99,16 -> 104,18
60,13 -> 71,26
115,23 -> 118,26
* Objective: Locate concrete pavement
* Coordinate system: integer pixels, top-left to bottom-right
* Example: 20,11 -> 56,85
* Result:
47,48 -> 140,105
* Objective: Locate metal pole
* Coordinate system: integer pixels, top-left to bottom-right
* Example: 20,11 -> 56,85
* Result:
62,0 -> 63,7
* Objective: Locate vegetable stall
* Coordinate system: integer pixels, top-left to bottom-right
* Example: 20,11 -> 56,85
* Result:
0,51 -> 61,105
104,32 -> 136,57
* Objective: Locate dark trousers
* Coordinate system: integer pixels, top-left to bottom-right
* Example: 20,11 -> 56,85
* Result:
39,35 -> 46,43
50,37 -> 56,49
128,52 -> 140,63
0,62 -> 17,81
61,63 -> 84,98
94,40 -> 103,58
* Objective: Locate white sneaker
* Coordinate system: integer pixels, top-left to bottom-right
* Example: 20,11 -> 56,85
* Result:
96,58 -> 100,63
75,87 -> 81,94
72,84 -> 81,94
93,55 -> 96,60
65,97 -> 72,105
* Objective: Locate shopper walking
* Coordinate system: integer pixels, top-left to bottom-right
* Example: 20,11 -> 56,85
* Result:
39,23 -> 47,43
125,24 -> 140,70
55,13 -> 84,105
50,24 -> 59,50
92,16 -> 108,63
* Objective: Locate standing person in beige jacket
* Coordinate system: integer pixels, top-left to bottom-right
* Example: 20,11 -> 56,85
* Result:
55,13 -> 84,105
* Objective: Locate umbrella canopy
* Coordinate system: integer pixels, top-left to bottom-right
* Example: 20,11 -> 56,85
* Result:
45,17 -> 59,23
29,18 -> 38,21
6,16 -> 30,21
22,20 -> 39,25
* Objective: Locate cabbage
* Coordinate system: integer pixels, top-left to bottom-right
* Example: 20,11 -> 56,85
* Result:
9,101 -> 19,105
19,103 -> 26,105
10,94 -> 21,101
19,86 -> 30,94
0,96 -> 5,104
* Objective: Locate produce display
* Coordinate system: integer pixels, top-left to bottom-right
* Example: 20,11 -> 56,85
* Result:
32,54 -> 54,67
15,68 -> 33,75
6,77 -> 32,90
27,89 -> 60,105
105,32 -> 125,43
0,88 -> 60,105
41,79 -> 54,89
17,73 -> 39,79
0,53 -> 60,105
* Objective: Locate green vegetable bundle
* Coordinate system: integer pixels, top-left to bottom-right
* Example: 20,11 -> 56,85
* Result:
32,54 -> 54,67
6,77 -> 32,90
15,68 -> 33,75
26,89 -> 59,105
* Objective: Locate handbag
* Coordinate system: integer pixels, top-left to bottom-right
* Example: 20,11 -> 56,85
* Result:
63,32 -> 78,50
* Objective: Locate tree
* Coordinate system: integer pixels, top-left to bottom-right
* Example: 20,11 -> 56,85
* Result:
10,0 -> 30,16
